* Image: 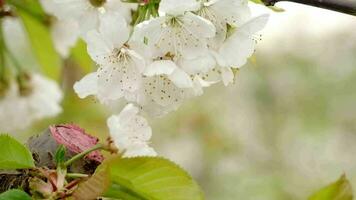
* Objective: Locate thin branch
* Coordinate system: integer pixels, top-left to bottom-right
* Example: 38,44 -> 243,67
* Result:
262,0 -> 356,16
63,144 -> 104,167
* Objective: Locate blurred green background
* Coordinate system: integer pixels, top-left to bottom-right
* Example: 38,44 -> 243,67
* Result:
4,2 -> 356,200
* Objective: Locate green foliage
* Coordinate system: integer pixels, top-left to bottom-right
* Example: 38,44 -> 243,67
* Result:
70,39 -> 94,74
101,157 -> 204,200
54,145 -> 66,165
15,2 -> 61,80
0,189 -> 32,200
309,175 -> 353,200
0,134 -> 35,169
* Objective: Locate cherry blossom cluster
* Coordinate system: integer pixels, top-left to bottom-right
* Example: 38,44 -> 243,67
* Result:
41,0 -> 268,157
0,74 -> 63,133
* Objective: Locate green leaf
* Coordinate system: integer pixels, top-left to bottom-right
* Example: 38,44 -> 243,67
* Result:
309,175 -> 353,200
0,134 -> 35,169
17,7 -> 62,80
70,39 -> 94,74
102,157 -> 204,200
54,145 -> 66,165
0,189 -> 32,200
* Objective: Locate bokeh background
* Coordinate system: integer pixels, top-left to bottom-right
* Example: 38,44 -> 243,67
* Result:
4,2 -> 356,199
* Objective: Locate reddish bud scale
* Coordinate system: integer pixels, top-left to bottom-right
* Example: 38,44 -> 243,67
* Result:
50,124 -> 104,162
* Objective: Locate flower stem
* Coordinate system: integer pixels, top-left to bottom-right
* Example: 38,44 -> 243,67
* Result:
64,144 -> 104,167
262,0 -> 356,16
66,173 -> 89,179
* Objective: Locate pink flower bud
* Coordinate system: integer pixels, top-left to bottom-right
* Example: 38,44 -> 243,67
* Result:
49,124 -> 104,162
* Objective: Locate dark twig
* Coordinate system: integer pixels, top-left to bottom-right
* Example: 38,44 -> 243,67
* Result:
262,0 -> 356,16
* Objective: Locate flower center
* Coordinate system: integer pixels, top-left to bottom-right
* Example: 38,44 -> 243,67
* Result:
154,52 -> 175,61
167,17 -> 182,28
89,0 -> 106,7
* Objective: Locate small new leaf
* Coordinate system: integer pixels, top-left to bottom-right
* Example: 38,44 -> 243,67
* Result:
54,145 -> 67,165
0,134 -> 35,169
309,175 -> 353,200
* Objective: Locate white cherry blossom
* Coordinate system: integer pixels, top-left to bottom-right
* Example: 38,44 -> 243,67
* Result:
128,40 -> 196,116
159,0 -> 201,15
196,0 -> 251,48
212,14 -> 269,68
0,74 -> 63,133
137,61 -> 195,116
40,0 -> 80,58
74,12 -> 144,103
178,56 -> 235,96
107,104 -> 156,157
47,0 -> 132,33
132,9 -> 216,59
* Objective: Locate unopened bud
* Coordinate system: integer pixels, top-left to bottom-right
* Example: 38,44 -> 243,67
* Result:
50,124 -> 104,162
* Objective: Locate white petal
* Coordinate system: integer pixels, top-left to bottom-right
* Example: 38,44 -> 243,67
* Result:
168,68 -> 193,88
181,12 -> 216,38
107,104 -> 155,156
78,9 -> 99,33
84,30 -> 113,64
210,0 -> 251,26
51,19 -> 80,58
125,49 -> 146,73
179,54 -> 216,74
97,58 -> 142,102
117,103 -> 139,124
139,75 -> 192,111
237,14 -> 269,35
143,60 -> 177,76
131,17 -> 165,53
219,32 -> 255,67
159,0 -> 200,15
28,74 -> 63,119
73,72 -> 98,99
132,14 -> 215,59
51,0 -> 89,20
221,67 -> 234,86
99,11 -> 129,48
104,0 -> 133,22
218,15 -> 269,67
123,144 -> 157,157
